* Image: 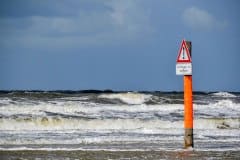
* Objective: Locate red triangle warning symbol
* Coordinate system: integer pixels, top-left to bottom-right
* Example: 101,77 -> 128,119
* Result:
177,40 -> 191,63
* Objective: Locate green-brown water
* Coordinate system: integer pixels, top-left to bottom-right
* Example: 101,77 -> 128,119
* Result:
1,150 -> 240,160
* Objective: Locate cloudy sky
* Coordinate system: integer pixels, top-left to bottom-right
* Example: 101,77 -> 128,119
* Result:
0,0 -> 239,91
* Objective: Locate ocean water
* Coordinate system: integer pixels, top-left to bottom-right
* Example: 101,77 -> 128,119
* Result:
0,91 -> 239,159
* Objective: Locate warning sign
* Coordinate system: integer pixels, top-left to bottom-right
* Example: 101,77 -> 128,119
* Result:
177,40 -> 191,63
176,40 -> 192,75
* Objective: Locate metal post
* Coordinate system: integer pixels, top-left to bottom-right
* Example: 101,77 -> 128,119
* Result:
184,41 -> 193,148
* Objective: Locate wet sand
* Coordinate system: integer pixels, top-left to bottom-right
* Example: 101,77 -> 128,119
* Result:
0,150 -> 239,160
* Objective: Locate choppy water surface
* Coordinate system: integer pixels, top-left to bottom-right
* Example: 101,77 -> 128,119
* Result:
0,91 -> 239,159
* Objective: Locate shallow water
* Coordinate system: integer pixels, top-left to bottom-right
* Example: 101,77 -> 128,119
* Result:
0,91 -> 239,159
1,150 -> 239,160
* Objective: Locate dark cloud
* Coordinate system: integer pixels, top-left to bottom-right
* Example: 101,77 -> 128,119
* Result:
0,0 -> 155,48
0,0 -> 110,18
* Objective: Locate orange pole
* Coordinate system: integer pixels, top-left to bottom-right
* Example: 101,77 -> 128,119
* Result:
184,76 -> 193,129
184,41 -> 193,148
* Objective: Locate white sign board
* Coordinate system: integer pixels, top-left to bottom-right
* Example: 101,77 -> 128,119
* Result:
176,63 -> 192,75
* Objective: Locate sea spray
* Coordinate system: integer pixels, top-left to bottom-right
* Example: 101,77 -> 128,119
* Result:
0,91 -> 239,151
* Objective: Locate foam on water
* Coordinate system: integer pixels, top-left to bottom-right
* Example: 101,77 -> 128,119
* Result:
211,92 -> 237,98
0,116 -> 239,131
98,92 -> 152,104
0,91 -> 239,151
0,97 -> 239,131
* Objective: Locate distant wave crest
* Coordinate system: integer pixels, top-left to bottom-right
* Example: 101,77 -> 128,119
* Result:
98,92 -> 152,105
211,92 -> 237,98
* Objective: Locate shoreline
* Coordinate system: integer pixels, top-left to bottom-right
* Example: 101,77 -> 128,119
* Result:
1,150 -> 240,160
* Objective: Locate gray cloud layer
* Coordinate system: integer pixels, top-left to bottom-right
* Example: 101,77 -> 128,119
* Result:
182,6 -> 228,30
0,0 -> 155,49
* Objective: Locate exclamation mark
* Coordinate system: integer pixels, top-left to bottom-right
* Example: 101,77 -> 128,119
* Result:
182,48 -> 185,60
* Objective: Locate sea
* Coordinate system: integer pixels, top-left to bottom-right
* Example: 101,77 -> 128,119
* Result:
0,91 -> 239,159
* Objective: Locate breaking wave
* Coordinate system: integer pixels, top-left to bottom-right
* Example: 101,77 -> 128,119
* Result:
211,92 -> 237,98
0,116 -> 239,131
98,92 -> 152,105
0,91 -> 239,151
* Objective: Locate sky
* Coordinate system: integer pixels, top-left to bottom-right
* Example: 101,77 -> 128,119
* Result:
0,0 -> 239,91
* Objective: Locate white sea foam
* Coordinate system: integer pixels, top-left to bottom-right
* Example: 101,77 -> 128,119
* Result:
0,117 -> 239,131
0,118 -> 180,130
0,147 -> 239,152
195,100 -> 240,119
0,147 -> 180,152
212,99 -> 237,108
58,96 -> 90,101
0,132 -> 184,145
211,92 -> 237,98
0,98 -> 12,105
99,92 -> 152,105
0,98 -> 239,131
1,99 -> 239,121
0,93 -> 239,151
